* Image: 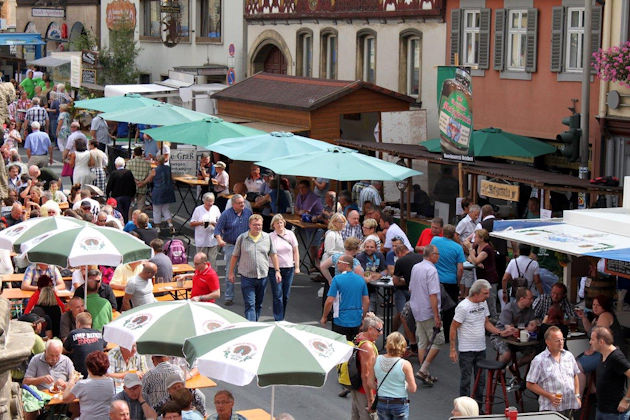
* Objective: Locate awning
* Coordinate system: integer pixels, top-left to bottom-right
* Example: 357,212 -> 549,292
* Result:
104,84 -> 177,97
214,114 -> 309,133
0,33 -> 46,46
27,56 -> 70,67
491,219 -> 630,262
157,78 -> 194,89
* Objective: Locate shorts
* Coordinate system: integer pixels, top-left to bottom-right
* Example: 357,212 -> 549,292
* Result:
490,335 -> 510,356
394,289 -> 410,313
401,302 -> 415,334
415,318 -> 445,350
462,270 -> 474,288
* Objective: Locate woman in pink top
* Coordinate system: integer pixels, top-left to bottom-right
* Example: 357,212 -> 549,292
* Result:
268,214 -> 300,320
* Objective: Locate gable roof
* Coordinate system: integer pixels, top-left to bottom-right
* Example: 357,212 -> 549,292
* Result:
211,73 -> 416,111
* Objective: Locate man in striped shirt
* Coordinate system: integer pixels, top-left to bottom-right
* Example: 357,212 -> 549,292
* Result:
228,214 -> 281,321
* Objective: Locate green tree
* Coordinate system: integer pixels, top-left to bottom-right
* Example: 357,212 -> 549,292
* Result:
100,21 -> 140,85
69,28 -> 98,52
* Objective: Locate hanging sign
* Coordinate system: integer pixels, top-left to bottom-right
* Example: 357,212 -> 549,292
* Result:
480,180 -> 519,202
161,0 -> 181,48
106,0 -> 137,30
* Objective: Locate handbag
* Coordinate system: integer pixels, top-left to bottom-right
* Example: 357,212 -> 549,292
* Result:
370,358 -> 401,411
61,162 -> 73,177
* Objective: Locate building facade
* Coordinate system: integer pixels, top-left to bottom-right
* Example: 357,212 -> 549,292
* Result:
597,0 -> 630,184
245,0 -> 446,139
17,0 -> 99,59
445,0 -> 602,175
99,0 -> 245,84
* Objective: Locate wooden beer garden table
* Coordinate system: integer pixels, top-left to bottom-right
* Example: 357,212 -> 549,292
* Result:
281,213 -> 326,272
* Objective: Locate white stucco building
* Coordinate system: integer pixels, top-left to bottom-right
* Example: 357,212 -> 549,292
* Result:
99,0 -> 246,85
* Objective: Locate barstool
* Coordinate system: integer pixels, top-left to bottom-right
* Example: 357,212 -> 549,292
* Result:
471,359 -> 509,414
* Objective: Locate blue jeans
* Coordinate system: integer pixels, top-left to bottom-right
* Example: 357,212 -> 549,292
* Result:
223,244 -> 236,301
596,409 -> 630,420
377,397 -> 409,420
267,267 -> 294,321
459,350 -> 486,406
241,275 -> 268,321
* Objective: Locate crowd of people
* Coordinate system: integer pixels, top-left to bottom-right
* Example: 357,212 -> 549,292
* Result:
1,69 -> 628,420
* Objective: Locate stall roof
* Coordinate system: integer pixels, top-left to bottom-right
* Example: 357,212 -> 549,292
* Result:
212,72 -> 416,111
27,56 -> 70,67
336,139 -> 623,195
105,84 -> 176,97
215,114 -> 309,133
0,33 -> 45,46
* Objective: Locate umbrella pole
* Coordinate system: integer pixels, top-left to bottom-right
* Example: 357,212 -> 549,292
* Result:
270,385 -> 275,419
84,265 -> 88,309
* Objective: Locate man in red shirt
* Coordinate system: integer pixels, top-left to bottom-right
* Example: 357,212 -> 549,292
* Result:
415,217 -> 443,254
174,253 -> 220,303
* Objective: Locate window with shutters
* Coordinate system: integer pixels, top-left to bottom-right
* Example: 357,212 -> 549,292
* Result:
399,30 -> 422,98
320,30 -> 338,80
565,7 -> 584,72
296,30 -> 313,77
357,30 -> 377,83
463,10 -> 481,66
507,10 -> 528,71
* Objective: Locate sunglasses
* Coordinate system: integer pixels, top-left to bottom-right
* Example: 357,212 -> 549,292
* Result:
372,326 -> 383,333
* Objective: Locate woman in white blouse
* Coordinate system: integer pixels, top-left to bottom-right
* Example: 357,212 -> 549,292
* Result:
268,214 -> 299,321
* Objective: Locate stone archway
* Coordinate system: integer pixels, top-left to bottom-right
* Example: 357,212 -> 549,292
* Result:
248,29 -> 292,76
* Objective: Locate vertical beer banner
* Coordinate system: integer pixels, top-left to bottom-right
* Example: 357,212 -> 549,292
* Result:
437,66 -> 474,160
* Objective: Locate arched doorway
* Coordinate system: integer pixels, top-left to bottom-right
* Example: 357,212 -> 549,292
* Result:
253,44 -> 287,74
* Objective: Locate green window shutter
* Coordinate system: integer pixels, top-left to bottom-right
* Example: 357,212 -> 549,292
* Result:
478,8 -> 491,69
494,9 -> 506,71
450,9 -> 462,65
550,6 -> 565,72
590,6 -> 603,75
525,8 -> 538,73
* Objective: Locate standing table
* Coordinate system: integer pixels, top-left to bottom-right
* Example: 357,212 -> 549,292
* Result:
172,175 -> 209,232
369,277 -> 396,342
282,214 -> 327,272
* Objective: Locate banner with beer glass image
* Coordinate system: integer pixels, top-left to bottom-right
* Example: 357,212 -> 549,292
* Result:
437,66 -> 473,161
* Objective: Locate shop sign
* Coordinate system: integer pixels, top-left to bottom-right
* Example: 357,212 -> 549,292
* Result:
480,180 -> 519,202
161,0 -> 181,48
605,259 -> 630,279
171,145 -> 196,175
82,50 -> 98,66
32,8 -> 65,18
70,55 -> 81,88
437,66 -> 473,161
81,69 -> 97,85
106,0 -> 137,30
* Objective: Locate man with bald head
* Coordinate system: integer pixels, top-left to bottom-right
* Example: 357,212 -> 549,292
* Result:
122,262 -> 157,310
342,209 -> 363,241
24,339 -> 73,391
64,121 -> 87,160
109,400 -> 131,420
24,120 -> 52,167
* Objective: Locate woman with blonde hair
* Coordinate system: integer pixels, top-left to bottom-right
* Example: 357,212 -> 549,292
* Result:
373,332 -> 417,419
451,396 -> 479,417
360,218 -> 381,251
56,103 -> 71,152
322,212 -> 346,261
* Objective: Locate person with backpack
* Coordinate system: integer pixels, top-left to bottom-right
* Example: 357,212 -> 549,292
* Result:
502,243 -> 544,304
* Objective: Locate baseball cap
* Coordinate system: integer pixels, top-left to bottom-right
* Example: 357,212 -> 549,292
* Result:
165,373 -> 184,389
19,313 -> 45,324
123,373 -> 141,388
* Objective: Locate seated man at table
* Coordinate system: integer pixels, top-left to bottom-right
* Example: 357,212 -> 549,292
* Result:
356,239 -> 387,312
113,373 -> 158,420
122,262 -> 157,311
107,344 -> 148,380
63,312 -> 106,378
21,262 -> 65,291
142,355 -> 185,408
294,179 -> 323,218
490,287 -> 534,366
23,338 -> 74,391
174,252 -> 220,303
154,374 -> 206,417
209,390 -> 247,420
110,261 -> 144,291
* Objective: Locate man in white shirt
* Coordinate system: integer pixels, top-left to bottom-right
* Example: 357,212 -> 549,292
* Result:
122,262 -> 157,310
190,192 -> 221,270
456,204 -> 480,293
380,211 -> 413,253
450,279 -> 513,406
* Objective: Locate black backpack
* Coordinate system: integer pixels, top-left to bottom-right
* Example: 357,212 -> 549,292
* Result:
511,259 -> 533,297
